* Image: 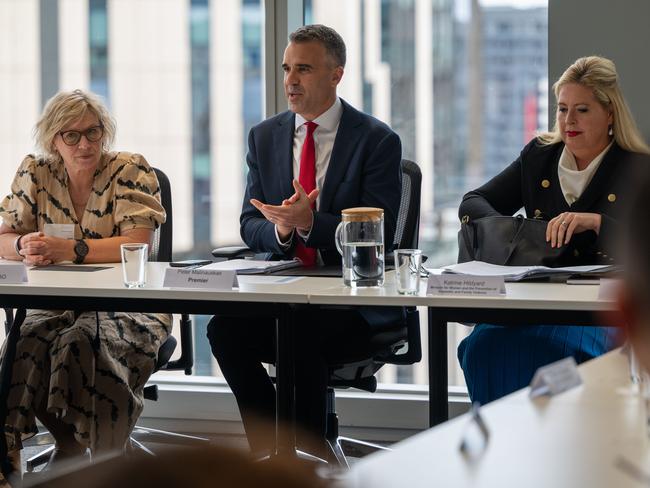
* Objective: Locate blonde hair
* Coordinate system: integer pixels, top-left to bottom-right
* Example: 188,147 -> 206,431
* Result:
538,56 -> 650,154
34,89 -> 116,161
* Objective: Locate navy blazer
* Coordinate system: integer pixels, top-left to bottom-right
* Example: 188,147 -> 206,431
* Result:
459,139 -> 650,263
240,99 -> 405,328
240,99 -> 402,266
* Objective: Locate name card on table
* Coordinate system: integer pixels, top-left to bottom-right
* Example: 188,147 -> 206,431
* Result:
529,356 -> 582,398
163,268 -> 238,290
43,223 -> 75,239
427,274 -> 505,296
0,263 -> 28,284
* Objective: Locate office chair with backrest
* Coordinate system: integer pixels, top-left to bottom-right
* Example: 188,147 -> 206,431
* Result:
21,167 -> 205,472
127,167 -> 207,454
211,159 -> 423,466
323,159 -> 422,466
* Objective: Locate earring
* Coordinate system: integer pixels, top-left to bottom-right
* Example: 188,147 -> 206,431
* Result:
608,125 -> 613,136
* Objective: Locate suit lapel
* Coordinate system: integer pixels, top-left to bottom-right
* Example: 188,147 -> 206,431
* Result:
548,143 -> 570,212
570,143 -> 620,212
273,111 -> 296,199
319,100 -> 364,212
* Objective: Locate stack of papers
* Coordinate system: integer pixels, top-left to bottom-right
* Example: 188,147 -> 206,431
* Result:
442,260 -> 618,282
200,259 -> 301,275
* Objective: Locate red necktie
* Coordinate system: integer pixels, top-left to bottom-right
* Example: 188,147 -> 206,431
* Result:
294,121 -> 318,266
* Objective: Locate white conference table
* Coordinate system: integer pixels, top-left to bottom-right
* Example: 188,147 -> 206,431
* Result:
0,262 -> 337,469
0,263 -> 621,470
345,349 -> 649,488
306,273 -> 620,426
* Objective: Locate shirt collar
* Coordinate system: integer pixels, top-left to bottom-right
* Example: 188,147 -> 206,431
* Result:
559,141 -> 613,172
294,97 -> 343,132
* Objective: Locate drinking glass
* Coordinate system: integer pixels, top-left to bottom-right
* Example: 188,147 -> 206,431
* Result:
121,243 -> 148,288
394,249 -> 422,295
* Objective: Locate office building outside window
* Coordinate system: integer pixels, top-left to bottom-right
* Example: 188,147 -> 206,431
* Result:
306,0 -> 548,385
0,0 -> 548,390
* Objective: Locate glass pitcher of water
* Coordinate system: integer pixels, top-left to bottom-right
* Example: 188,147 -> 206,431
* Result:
335,207 -> 385,287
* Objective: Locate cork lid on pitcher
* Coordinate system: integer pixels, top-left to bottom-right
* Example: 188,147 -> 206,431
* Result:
341,207 -> 384,222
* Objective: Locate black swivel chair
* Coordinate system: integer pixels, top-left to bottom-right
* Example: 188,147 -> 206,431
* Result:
19,167 -> 204,472
324,159 -> 422,466
211,159 -> 423,466
127,168 -> 207,453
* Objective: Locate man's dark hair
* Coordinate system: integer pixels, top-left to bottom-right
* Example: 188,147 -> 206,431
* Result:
289,24 -> 346,68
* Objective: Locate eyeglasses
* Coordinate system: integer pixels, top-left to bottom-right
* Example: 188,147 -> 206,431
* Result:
59,125 -> 104,146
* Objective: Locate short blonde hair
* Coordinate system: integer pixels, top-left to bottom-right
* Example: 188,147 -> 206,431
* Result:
34,89 -> 116,161
538,56 -> 650,154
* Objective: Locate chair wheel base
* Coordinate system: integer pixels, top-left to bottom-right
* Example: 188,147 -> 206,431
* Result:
129,426 -> 210,447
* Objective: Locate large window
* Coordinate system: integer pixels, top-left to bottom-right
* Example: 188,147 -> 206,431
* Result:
307,0 -> 548,386
0,0 -> 547,391
0,0 -> 265,377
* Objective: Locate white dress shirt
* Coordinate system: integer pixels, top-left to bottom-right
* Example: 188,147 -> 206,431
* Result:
275,97 -> 343,246
557,142 -> 613,205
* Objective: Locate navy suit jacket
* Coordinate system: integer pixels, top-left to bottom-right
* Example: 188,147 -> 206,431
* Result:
240,99 -> 402,266
240,99 -> 405,327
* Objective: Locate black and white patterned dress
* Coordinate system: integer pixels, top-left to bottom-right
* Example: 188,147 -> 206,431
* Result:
0,152 -> 171,457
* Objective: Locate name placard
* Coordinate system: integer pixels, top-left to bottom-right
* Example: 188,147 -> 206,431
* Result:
529,356 -> 582,398
163,268 -> 238,290
43,223 -> 75,239
427,274 -> 505,296
0,263 -> 28,284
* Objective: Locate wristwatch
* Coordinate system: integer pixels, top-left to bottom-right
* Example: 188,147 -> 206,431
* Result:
73,239 -> 89,264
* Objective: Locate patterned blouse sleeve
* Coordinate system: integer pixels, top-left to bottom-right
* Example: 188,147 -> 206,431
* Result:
0,155 -> 39,233
114,154 -> 166,233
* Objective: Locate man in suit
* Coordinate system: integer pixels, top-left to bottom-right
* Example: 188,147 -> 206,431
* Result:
207,24 -> 404,455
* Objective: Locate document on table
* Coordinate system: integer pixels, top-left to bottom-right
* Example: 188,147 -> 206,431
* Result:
31,264 -> 111,272
200,259 -> 302,275
442,260 -> 617,282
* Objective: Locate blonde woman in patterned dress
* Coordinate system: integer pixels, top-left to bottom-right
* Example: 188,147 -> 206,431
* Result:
0,89 -> 171,475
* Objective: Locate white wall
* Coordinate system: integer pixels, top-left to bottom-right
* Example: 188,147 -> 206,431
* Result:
0,0 -> 40,170
58,0 -> 89,91
210,0 -> 245,245
549,0 -> 650,141
109,0 -> 193,251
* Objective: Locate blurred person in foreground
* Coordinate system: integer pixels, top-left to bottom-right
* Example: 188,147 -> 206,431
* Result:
619,175 -> 650,376
458,56 -> 650,405
27,443 -> 332,488
0,89 -> 170,480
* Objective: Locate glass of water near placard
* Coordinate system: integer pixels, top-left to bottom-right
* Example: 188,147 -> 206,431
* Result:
121,243 -> 148,288
394,249 -> 422,295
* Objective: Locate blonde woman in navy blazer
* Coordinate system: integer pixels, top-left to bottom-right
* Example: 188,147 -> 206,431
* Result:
458,56 -> 650,405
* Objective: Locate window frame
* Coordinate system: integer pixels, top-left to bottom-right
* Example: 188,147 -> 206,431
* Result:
145,0 -> 465,435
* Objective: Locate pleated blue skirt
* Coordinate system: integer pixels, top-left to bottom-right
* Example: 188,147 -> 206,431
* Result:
457,324 -> 620,405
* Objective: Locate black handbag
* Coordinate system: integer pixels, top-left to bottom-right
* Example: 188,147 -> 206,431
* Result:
458,215 -> 570,267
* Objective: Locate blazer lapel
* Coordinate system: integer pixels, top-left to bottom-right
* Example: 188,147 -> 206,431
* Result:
570,143 -> 621,212
273,111 -> 296,199
548,143 -> 570,212
319,100 -> 364,212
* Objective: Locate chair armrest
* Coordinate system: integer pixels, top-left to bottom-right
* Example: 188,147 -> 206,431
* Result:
164,314 -> 194,375
211,245 -> 254,259
388,307 -> 422,365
